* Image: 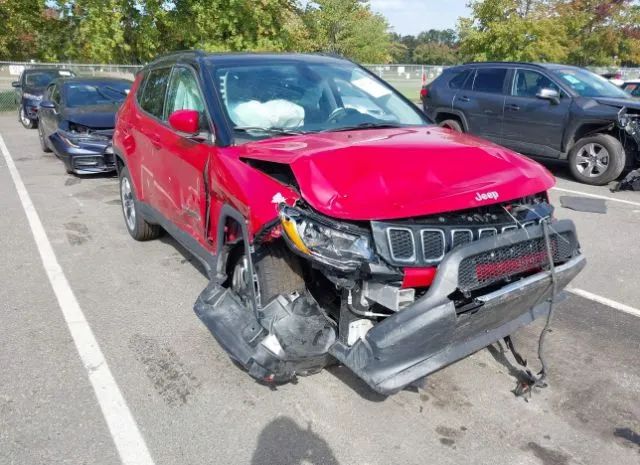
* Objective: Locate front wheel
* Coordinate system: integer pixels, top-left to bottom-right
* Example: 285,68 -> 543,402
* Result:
119,166 -> 161,241
568,134 -> 625,186
19,105 -> 36,129
38,122 -> 52,152
231,241 -> 305,306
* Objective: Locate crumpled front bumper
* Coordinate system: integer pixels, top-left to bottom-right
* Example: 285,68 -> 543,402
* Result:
49,132 -> 115,174
330,219 -> 585,395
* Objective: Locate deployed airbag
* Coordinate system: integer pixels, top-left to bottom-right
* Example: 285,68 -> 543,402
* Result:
230,99 -> 305,129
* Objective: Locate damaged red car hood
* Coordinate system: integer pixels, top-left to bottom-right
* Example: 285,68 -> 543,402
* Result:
238,127 -> 555,220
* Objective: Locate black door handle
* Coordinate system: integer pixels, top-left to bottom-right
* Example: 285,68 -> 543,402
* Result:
506,104 -> 520,111
458,96 -> 470,103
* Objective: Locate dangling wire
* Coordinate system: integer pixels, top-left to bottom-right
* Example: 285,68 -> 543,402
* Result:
509,218 -> 558,400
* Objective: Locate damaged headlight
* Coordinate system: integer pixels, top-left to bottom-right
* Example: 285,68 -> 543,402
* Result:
279,205 -> 373,271
59,124 -> 110,147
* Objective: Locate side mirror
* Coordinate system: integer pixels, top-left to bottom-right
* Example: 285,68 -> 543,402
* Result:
168,109 -> 200,135
537,88 -> 560,104
39,100 -> 56,109
11,81 -> 20,88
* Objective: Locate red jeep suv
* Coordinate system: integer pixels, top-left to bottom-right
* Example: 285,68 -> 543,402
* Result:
113,51 -> 585,395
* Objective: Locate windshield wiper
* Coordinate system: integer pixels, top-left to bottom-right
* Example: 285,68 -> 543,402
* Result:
235,126 -> 308,136
320,122 -> 405,133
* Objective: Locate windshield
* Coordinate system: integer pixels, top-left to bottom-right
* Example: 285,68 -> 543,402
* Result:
25,70 -> 73,88
208,60 -> 427,139
552,68 -> 630,98
65,82 -> 131,107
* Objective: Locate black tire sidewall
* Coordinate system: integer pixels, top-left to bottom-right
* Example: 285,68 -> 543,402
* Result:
569,134 -> 625,186
38,122 -> 51,152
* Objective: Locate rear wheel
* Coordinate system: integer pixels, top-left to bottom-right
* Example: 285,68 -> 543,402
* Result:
119,166 -> 161,241
568,134 -> 625,185
19,105 -> 36,129
439,119 -> 463,132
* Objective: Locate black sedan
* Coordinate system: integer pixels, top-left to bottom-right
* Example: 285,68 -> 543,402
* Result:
37,77 -> 131,175
12,68 -> 75,129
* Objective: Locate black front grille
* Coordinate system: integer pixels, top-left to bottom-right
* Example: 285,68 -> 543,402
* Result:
421,230 -> 445,261
372,197 -> 554,268
387,228 -> 414,261
452,230 -> 473,249
457,231 -> 576,293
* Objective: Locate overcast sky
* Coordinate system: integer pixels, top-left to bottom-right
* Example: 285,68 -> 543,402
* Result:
369,0 -> 471,36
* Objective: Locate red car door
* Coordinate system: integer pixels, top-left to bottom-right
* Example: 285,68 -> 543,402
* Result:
152,65 -> 211,248
131,67 -> 173,207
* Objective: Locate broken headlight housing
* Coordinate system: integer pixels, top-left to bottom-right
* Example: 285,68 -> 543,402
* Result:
279,205 -> 373,272
59,123 -> 111,147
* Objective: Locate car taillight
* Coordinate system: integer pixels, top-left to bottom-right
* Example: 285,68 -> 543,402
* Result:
420,87 -> 428,99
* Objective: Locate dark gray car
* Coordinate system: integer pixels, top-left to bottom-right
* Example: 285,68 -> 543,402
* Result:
422,62 -> 640,185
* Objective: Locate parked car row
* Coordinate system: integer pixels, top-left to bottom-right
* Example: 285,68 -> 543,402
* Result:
421,62 -> 640,185
13,53 -> 585,396
12,69 -> 131,174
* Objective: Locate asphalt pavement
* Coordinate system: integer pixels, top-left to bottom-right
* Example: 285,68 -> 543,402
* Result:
1,113 -> 639,465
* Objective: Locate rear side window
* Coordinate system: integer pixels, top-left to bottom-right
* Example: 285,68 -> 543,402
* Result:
139,68 -> 171,118
449,70 -> 470,90
473,68 -> 507,94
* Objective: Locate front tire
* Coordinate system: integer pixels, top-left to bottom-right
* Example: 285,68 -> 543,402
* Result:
19,105 -> 36,129
232,241 -> 305,305
38,122 -> 52,153
119,165 -> 161,241
569,134 -> 625,185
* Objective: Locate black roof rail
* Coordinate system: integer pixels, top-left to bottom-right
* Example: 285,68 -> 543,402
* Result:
147,49 -> 207,65
462,61 -> 545,66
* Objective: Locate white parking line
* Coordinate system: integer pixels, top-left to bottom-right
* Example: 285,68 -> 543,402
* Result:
567,287 -> 640,318
0,135 -> 155,465
551,186 -> 640,207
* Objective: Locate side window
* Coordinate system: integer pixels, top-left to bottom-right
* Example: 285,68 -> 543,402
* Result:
513,70 -> 559,98
164,67 -> 206,121
449,70 -> 470,90
50,85 -> 60,104
138,67 -> 171,118
473,68 -> 507,94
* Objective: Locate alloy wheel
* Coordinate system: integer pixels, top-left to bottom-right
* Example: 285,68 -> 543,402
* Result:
120,176 -> 136,232
19,106 -> 30,127
575,143 -> 610,178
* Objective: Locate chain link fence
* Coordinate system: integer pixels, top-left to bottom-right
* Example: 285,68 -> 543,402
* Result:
0,61 -> 141,113
2,61 -> 640,113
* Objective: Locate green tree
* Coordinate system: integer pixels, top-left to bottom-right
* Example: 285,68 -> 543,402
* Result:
303,0 -> 392,63
0,0 -> 48,60
60,0 -> 128,63
413,43 -> 458,65
458,0 -> 568,62
557,0 -> 640,66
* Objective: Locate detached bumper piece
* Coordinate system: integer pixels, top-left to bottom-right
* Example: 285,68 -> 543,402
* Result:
194,287 -> 335,383
330,220 -> 584,395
